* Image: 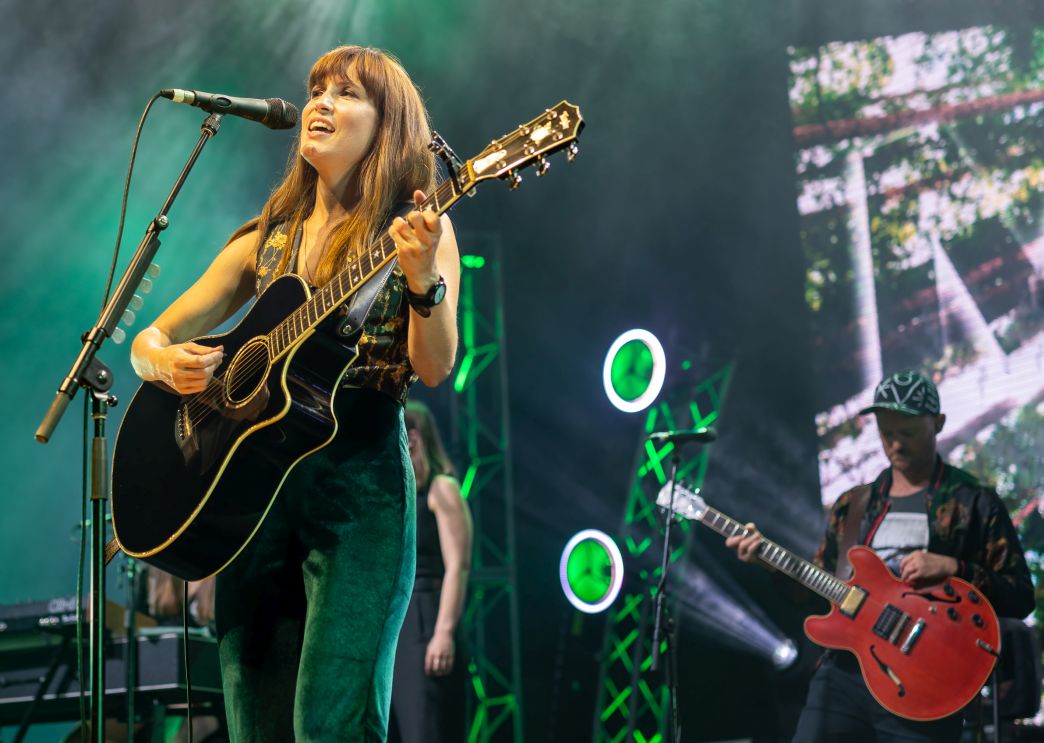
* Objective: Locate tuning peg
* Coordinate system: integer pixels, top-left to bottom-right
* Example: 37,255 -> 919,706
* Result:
112,327 -> 127,345
139,277 -> 153,294
147,263 -> 161,278
122,309 -> 136,327
129,294 -> 144,311
536,157 -> 550,177
507,170 -> 522,190
567,143 -> 579,162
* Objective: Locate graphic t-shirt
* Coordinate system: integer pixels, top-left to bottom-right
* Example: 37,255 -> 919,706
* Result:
869,489 -> 929,576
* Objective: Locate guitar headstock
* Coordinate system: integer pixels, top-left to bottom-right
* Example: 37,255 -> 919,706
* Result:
656,482 -> 707,521
460,101 -> 584,191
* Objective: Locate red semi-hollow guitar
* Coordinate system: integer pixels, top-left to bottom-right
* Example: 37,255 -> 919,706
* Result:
657,483 -> 1001,721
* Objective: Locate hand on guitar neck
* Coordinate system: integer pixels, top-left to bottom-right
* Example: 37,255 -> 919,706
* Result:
724,522 -> 776,571
724,523 -> 958,588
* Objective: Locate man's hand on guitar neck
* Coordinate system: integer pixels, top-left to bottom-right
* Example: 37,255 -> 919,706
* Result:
725,522 -> 776,572
899,550 -> 958,588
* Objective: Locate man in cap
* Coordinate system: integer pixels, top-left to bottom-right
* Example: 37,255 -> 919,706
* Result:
727,370 -> 1033,742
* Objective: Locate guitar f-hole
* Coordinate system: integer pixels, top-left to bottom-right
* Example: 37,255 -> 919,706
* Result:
869,645 -> 906,697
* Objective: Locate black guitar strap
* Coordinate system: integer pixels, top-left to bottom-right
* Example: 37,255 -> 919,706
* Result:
335,200 -> 414,343
834,484 -> 871,580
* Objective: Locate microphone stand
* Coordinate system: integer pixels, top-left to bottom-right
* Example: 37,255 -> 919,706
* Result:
34,112 -> 224,743
124,557 -> 140,743
651,449 -> 682,743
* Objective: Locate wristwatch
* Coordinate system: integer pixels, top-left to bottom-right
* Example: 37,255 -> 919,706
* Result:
405,275 -> 446,317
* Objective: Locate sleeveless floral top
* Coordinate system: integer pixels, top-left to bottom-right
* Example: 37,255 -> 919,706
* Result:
254,224 -> 417,405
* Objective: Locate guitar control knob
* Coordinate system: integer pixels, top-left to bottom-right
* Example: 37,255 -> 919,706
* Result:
968,591 -> 980,604
943,583 -> 955,597
947,607 -> 959,621
973,614 -> 984,628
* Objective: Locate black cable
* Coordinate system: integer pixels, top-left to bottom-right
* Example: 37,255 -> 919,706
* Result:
183,582 -> 194,743
100,94 -> 162,310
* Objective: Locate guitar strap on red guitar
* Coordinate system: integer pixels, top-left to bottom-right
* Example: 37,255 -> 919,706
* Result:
834,484 -> 871,580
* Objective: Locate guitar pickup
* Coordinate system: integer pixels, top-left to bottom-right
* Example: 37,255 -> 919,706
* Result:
899,618 -> 925,655
838,586 -> 866,618
872,604 -> 905,639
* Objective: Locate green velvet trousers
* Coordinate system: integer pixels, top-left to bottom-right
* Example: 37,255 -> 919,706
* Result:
215,388 -> 416,742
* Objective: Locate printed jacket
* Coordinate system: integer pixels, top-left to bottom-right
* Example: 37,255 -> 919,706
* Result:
814,457 -> 1034,619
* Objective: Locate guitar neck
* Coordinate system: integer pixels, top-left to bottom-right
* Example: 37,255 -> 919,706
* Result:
697,505 -> 851,605
266,178 -> 464,359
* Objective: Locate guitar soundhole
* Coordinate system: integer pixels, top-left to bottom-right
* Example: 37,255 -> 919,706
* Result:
223,338 -> 272,408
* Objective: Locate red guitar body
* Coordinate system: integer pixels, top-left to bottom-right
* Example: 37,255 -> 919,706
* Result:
804,546 -> 1000,721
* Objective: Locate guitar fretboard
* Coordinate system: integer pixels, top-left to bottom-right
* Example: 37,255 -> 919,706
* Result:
698,506 -> 850,604
265,177 -> 462,359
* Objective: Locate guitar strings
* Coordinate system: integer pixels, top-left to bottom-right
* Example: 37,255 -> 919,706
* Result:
181,182 -> 459,427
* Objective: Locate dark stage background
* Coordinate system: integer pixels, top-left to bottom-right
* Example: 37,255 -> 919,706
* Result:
1,1 -> 1041,740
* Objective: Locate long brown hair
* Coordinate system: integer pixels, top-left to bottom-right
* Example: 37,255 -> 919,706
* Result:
405,400 -> 457,480
228,45 -> 436,286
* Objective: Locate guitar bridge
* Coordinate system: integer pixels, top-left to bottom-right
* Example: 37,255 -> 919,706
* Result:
872,604 -> 910,640
175,405 -> 200,464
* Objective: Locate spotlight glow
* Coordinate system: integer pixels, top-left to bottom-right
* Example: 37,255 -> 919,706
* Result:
603,329 -> 666,413
560,529 -> 624,614
772,638 -> 798,669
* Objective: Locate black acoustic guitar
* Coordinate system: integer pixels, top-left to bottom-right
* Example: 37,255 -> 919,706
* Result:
110,102 -> 584,581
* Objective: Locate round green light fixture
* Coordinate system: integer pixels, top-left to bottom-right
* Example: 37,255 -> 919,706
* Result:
603,329 -> 665,413
559,529 -> 624,614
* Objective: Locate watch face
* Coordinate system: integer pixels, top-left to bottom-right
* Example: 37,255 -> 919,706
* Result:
432,279 -> 446,305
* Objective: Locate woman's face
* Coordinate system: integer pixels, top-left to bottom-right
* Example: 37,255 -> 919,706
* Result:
407,426 -> 426,473
300,64 -> 379,183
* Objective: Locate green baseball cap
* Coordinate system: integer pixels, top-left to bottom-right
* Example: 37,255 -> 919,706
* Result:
859,370 -> 941,416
